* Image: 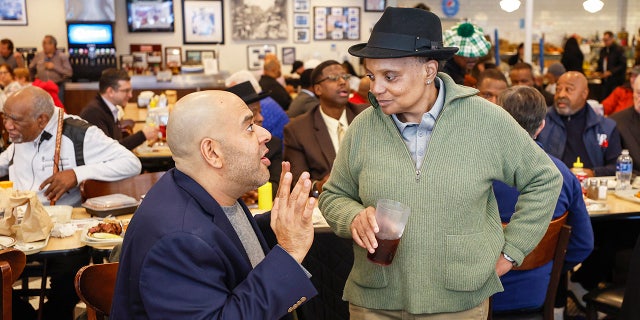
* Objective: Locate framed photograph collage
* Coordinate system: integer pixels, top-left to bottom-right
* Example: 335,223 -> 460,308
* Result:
293,0 -> 310,43
313,7 -> 360,41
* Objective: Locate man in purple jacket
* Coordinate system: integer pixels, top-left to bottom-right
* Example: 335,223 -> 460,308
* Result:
492,86 -> 594,315
111,90 -> 317,319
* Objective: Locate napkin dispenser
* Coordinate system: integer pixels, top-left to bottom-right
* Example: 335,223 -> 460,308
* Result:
137,91 -> 155,108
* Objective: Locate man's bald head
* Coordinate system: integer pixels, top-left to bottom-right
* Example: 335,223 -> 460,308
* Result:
554,71 -> 589,116
167,90 -> 272,202
263,58 -> 282,78
168,90 -> 243,161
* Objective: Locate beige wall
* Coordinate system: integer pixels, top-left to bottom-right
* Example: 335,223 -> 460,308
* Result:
2,0 -> 638,76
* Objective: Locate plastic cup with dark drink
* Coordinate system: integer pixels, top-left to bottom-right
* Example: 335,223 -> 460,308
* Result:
367,199 -> 411,266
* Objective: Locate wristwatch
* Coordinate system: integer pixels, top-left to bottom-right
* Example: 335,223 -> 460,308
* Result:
502,252 -> 516,265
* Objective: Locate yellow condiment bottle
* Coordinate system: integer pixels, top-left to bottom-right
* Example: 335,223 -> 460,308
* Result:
571,157 -> 588,187
258,182 -> 273,211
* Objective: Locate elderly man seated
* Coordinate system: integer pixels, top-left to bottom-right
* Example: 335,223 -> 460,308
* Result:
0,86 -> 141,320
537,71 -> 621,177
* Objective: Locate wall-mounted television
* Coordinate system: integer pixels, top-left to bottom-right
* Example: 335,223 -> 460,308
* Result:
126,0 -> 175,33
67,22 -> 114,47
65,0 -> 116,22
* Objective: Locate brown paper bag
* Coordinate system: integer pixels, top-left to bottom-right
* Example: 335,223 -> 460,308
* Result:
0,188 -> 15,236
0,190 -> 53,242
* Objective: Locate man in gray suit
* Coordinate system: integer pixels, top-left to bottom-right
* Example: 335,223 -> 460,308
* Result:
284,60 -> 368,195
287,69 -> 318,118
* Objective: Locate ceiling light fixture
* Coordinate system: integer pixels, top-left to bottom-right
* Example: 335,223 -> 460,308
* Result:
583,0 -> 604,13
500,0 -> 521,12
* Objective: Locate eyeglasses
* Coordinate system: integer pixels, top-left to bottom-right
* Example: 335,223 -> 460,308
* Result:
315,74 -> 351,84
117,88 -> 133,94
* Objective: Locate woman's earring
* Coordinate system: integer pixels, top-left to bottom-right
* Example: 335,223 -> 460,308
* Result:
426,79 -> 433,85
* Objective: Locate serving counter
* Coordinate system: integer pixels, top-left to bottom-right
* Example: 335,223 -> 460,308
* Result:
64,73 -> 228,116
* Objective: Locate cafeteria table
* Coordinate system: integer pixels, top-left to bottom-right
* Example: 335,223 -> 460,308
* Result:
16,208 -> 130,319
17,192 -> 640,320
133,143 -> 175,172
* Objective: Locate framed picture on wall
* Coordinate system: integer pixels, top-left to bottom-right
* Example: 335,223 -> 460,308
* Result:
314,7 -> 360,41
247,44 -> 277,70
165,47 -> 182,69
182,0 -> 224,44
282,47 -> 296,66
293,13 -> 309,28
364,0 -> 387,12
185,50 -> 216,63
0,0 -> 27,25
293,0 -> 309,12
294,28 -> 310,43
231,0 -> 287,40
127,0 -> 174,32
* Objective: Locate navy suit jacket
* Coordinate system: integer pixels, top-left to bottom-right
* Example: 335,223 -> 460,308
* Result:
111,169 -> 317,319
283,103 -> 368,182
80,94 -> 146,150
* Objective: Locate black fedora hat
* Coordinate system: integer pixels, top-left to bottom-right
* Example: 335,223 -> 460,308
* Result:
349,7 -> 458,60
226,81 -> 269,104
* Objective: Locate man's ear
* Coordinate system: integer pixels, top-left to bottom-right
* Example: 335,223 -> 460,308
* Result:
533,119 -> 545,139
200,137 -> 223,169
37,113 -> 50,129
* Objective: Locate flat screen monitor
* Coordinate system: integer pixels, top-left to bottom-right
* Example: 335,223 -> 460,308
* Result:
67,22 -> 114,46
127,0 -> 174,32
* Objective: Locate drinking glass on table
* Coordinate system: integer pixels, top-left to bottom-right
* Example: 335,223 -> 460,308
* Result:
147,111 -> 168,147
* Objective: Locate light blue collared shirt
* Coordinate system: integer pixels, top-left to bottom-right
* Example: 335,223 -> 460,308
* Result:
391,77 -> 446,172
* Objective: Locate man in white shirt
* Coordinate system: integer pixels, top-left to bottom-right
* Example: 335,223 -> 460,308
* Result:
0,85 -> 141,319
0,85 -> 141,206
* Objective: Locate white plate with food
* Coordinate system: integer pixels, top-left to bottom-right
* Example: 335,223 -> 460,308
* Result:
613,189 -> 640,204
80,219 -> 129,247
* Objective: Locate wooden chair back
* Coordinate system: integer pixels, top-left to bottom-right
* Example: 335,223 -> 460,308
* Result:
0,248 -> 27,320
511,212 -> 569,271
491,212 -> 572,320
81,171 -> 165,201
75,262 -> 119,320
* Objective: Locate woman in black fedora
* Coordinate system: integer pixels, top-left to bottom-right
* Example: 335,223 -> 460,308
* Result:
318,7 -> 562,319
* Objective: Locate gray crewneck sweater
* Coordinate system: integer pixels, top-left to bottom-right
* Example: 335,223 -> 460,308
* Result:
222,202 -> 265,268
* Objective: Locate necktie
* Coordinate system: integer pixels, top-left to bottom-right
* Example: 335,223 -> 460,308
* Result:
113,108 -> 119,123
337,123 -> 345,144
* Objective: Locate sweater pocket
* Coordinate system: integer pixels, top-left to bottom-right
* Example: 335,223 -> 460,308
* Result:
444,231 -> 495,291
349,246 -> 388,288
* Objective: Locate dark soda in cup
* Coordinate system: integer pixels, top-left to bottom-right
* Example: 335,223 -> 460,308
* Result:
367,237 -> 401,266
159,124 -> 167,141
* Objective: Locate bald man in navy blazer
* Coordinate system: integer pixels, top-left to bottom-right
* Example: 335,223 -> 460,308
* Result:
111,90 -> 317,319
